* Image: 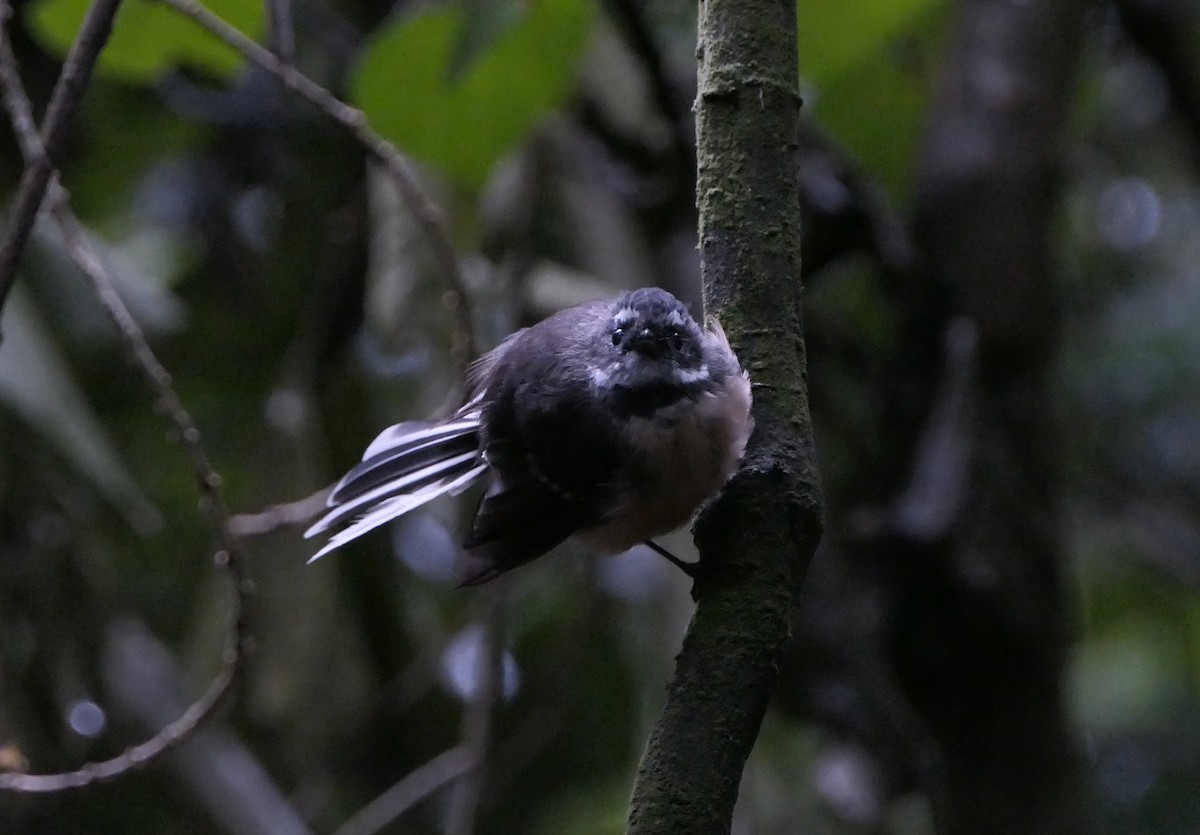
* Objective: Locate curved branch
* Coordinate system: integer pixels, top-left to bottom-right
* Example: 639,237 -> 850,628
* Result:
0,26 -> 251,793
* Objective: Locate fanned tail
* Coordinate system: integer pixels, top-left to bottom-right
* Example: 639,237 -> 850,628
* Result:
305,411 -> 486,561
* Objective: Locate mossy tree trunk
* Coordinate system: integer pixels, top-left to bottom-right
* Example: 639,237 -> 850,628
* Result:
626,1 -> 822,832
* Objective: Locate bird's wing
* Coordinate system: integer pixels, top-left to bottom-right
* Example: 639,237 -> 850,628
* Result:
458,322 -> 624,584
457,436 -> 601,585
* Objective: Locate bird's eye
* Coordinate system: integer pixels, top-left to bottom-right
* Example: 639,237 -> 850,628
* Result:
668,329 -> 684,350
611,328 -> 623,346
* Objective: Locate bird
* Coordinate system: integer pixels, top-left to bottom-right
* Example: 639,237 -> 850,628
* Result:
305,286 -> 753,586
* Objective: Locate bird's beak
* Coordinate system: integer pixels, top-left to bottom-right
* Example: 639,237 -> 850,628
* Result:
628,328 -> 668,357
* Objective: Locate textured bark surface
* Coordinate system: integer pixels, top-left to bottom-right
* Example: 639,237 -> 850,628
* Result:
626,1 -> 823,832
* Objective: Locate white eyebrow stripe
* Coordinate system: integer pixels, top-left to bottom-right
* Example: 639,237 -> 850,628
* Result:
613,309 -> 635,327
666,309 -> 687,328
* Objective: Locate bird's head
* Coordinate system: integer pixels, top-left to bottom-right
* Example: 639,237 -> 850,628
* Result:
591,288 -> 709,392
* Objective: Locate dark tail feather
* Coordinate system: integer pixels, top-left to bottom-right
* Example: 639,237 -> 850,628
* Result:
454,478 -> 590,586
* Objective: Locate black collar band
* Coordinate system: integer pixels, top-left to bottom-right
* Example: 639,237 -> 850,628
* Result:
608,380 -> 703,419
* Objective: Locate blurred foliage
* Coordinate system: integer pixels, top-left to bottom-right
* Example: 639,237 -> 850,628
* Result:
352,0 -> 594,188
2,0 -> 1200,833
797,0 -> 943,197
29,0 -> 261,82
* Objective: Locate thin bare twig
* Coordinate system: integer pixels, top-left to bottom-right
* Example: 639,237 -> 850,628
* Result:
229,485 -> 331,536
0,25 -> 252,792
0,11 -> 71,219
153,0 -> 479,380
445,589 -> 506,835
0,0 -> 123,324
0,17 -> 38,145
333,746 -> 477,835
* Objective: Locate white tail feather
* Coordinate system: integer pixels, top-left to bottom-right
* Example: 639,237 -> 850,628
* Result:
306,451 -> 481,538
360,415 -> 479,461
307,463 -> 487,562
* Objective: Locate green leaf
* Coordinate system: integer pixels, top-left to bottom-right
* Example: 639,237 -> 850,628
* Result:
352,0 -> 594,188
28,0 -> 261,83
797,0 -> 947,198
798,0 -> 941,88
810,55 -> 930,198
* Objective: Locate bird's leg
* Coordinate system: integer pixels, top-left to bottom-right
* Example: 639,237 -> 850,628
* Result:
644,540 -> 699,578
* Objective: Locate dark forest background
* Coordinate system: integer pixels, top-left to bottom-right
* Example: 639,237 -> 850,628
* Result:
2,0 -> 1200,833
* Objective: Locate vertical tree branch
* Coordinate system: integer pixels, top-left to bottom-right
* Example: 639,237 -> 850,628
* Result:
899,0 -> 1093,831
0,0 -> 123,326
627,1 -> 822,831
